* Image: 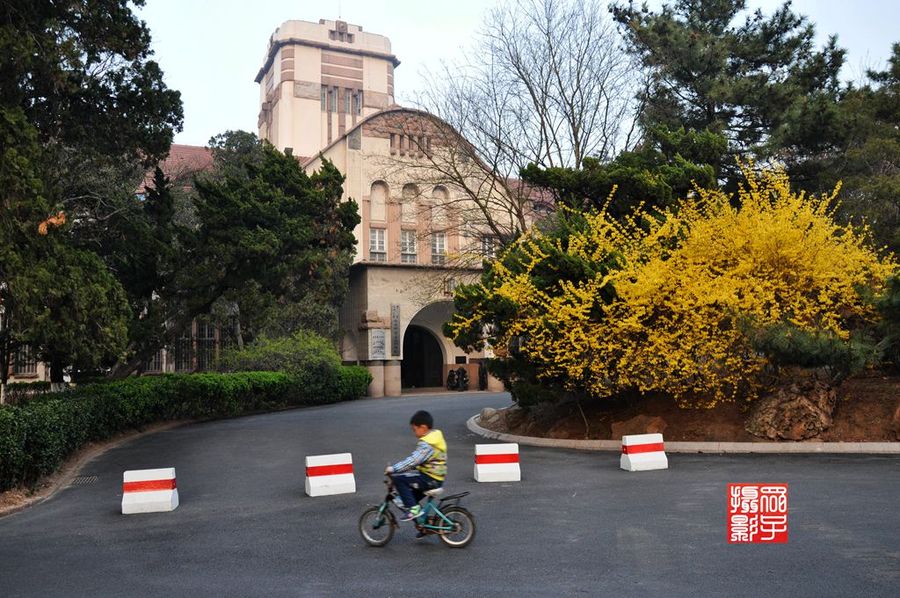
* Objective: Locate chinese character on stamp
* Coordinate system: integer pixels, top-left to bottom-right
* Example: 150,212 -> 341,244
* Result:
728,483 -> 788,543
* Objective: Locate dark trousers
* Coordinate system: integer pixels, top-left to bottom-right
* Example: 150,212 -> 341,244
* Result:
390,472 -> 442,508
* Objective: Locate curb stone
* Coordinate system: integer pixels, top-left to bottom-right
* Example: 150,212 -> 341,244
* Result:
467,415 -> 900,454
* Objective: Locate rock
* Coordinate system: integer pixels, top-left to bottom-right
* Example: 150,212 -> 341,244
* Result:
892,403 -> 900,441
745,379 -> 838,440
610,415 -> 668,439
479,407 -> 500,427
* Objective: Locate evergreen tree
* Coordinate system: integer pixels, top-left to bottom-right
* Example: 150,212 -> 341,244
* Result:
0,0 -> 183,383
793,44 -> 900,253
521,125 -> 726,215
110,133 -> 361,376
610,0 -> 844,183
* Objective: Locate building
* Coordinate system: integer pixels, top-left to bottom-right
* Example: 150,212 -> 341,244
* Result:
255,19 -> 517,396
2,18 -> 528,398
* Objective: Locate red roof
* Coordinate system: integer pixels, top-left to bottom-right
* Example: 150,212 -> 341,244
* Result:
141,144 -> 213,191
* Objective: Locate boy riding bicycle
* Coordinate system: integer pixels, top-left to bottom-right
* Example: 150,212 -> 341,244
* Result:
385,410 -> 446,522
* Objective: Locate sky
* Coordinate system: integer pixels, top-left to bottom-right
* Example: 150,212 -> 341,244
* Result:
135,0 -> 900,147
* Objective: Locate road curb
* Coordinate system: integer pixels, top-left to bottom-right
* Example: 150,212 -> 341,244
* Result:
466,415 -> 900,454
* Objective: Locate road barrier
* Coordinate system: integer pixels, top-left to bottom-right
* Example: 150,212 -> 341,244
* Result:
620,433 -> 668,472
121,467 -> 179,514
305,453 -> 356,496
474,443 -> 521,482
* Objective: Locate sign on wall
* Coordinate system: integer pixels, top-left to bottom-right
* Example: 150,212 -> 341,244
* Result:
391,305 -> 401,356
370,329 -> 387,360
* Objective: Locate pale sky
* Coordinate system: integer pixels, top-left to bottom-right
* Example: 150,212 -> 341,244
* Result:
135,0 -> 900,147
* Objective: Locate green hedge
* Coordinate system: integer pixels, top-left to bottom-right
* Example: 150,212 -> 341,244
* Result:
3,381 -> 53,405
0,367 -> 371,492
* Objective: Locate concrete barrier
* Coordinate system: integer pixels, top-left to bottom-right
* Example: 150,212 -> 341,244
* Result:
620,433 -> 668,472
305,453 -> 356,496
122,467 -> 179,514
474,443 -> 521,482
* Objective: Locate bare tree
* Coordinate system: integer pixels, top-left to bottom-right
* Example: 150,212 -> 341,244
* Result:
370,0 -> 638,298
417,0 -> 639,175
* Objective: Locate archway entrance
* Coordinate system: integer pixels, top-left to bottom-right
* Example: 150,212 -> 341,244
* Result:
401,325 -> 444,389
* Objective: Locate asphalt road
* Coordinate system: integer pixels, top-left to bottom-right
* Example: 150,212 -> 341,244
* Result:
1,392 -> 898,597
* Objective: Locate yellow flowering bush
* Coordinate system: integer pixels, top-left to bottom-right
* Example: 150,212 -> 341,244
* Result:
446,166 -> 896,406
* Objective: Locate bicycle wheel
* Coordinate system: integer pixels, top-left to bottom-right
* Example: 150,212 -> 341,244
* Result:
359,506 -> 395,547
437,506 -> 476,548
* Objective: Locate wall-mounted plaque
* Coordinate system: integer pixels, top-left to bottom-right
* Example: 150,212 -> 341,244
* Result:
370,329 -> 386,360
391,305 -> 401,356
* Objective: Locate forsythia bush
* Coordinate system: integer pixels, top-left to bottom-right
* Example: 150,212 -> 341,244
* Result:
447,167 -> 896,406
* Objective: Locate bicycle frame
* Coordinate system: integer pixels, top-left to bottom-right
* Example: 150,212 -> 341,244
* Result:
374,478 -> 464,535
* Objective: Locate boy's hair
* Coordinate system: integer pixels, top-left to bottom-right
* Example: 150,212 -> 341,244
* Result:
410,410 -> 433,428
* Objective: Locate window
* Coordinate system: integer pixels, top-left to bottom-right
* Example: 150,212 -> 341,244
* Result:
327,88 -> 336,112
370,181 -> 388,221
352,90 -> 362,115
13,345 -> 37,376
401,230 -> 417,263
482,235 -> 498,259
431,232 -> 446,265
320,85 -> 327,110
174,330 -> 192,372
370,228 -> 386,262
196,321 -> 216,371
343,88 -> 351,114
144,349 -> 163,373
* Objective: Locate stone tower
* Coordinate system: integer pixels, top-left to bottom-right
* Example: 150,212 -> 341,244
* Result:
255,19 -> 399,158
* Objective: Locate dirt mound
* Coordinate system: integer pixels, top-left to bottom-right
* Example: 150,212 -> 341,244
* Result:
479,372 -> 900,442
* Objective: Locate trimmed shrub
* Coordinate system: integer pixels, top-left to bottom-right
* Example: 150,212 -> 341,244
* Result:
3,381 -> 53,405
0,368 -> 371,492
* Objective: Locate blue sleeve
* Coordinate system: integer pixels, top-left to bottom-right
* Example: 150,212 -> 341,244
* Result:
391,440 -> 435,472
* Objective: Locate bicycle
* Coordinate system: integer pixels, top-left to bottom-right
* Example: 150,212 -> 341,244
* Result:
358,476 -> 476,548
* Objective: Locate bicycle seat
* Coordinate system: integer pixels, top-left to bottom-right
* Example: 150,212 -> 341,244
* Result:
424,487 -> 444,497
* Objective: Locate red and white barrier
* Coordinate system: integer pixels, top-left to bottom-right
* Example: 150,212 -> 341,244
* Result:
620,433 -> 668,472
305,453 -> 356,497
121,467 -> 179,514
474,443 -> 521,482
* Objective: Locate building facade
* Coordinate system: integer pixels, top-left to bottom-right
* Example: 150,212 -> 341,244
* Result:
257,19 -> 507,396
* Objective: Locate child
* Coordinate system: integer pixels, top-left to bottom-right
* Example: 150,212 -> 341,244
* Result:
385,410 -> 447,522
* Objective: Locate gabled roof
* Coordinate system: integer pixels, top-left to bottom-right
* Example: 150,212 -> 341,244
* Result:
140,144 -> 213,191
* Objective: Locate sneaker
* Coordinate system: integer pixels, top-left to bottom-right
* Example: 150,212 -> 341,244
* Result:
415,530 -> 429,540
401,505 -> 422,521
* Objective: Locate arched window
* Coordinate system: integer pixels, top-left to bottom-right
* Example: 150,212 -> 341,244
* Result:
431,185 -> 449,201
402,183 -> 420,200
431,185 -> 450,228
370,181 -> 388,221
401,183 -> 419,224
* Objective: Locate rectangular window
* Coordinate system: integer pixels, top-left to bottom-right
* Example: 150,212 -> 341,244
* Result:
370,228 -> 386,262
13,345 -> 37,376
174,329 -> 193,372
357,90 -> 363,114
481,235 -> 498,259
401,230 -> 417,263
431,232 -> 446,265
343,88 -> 351,114
321,85 -> 327,110
327,88 -> 336,112
196,321 -> 216,371
144,349 -> 163,373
